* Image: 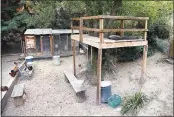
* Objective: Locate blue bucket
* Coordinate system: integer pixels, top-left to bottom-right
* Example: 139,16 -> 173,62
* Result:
101,81 -> 112,103
25,56 -> 34,63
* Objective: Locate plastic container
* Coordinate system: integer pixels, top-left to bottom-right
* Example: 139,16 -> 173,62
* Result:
108,94 -> 121,108
25,56 -> 34,63
27,62 -> 33,67
101,81 -> 112,103
53,55 -> 60,65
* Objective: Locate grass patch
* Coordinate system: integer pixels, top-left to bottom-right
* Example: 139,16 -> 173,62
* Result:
121,92 -> 149,116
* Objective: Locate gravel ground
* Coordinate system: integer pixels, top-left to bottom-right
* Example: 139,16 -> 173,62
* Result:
2,52 -> 173,116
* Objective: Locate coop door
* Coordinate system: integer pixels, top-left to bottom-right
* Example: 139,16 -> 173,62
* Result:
60,34 -> 69,54
42,35 -> 51,56
53,35 -> 61,55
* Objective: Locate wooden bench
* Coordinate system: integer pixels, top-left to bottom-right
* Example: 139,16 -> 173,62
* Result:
11,84 -> 26,106
64,71 -> 86,103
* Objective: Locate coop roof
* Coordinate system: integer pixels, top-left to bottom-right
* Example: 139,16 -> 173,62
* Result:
24,29 -> 79,35
52,29 -> 79,34
24,29 -> 52,35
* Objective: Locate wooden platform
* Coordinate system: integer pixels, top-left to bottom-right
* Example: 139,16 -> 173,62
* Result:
71,15 -> 149,105
71,34 -> 147,49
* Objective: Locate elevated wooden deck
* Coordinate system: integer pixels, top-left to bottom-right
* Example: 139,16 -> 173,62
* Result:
71,34 -> 147,49
71,15 -> 149,105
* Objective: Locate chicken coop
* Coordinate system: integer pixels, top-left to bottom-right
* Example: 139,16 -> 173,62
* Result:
23,29 -> 79,58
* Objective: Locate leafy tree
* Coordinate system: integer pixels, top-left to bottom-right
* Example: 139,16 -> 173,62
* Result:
1,0 -> 33,41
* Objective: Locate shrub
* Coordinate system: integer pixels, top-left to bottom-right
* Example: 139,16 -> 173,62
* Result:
121,92 -> 149,116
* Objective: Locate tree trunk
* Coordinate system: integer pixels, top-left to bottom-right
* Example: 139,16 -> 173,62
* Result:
106,0 -> 122,37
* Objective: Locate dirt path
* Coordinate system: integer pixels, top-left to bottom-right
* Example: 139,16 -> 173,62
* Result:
2,52 -> 173,116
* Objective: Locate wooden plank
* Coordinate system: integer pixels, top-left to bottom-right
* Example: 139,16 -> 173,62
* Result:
120,20 -> 124,37
102,29 -> 148,32
73,40 -> 76,76
140,45 -> 148,84
64,71 -> 85,93
144,20 -> 148,40
71,34 -> 144,43
71,18 -> 80,20
102,41 -> 147,49
100,15 -> 149,20
11,84 -> 25,98
99,18 -> 104,43
83,27 -> 100,32
97,48 -> 102,105
81,16 -> 101,20
80,17 -> 83,42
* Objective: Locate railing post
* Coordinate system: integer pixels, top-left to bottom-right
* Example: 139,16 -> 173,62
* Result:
120,20 -> 124,37
80,17 -> 83,42
99,18 -> 104,44
144,20 -> 148,40
71,19 -> 74,34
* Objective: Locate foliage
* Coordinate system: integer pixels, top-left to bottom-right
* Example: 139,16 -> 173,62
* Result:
121,92 -> 149,115
26,1 -> 57,28
1,0 -> 33,41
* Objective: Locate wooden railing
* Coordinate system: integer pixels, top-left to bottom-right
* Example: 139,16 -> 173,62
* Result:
71,15 -> 149,43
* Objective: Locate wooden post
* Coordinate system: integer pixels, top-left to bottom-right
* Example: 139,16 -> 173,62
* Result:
73,40 -> 76,76
99,18 -> 104,43
40,36 -> 43,54
96,18 -> 104,105
24,36 -> 27,56
97,48 -> 102,105
80,17 -> 83,42
144,20 -> 148,40
50,35 -> 53,56
120,20 -> 124,37
21,39 -> 23,54
140,44 -> 148,84
71,20 -> 74,34
140,20 -> 148,84
91,46 -> 93,64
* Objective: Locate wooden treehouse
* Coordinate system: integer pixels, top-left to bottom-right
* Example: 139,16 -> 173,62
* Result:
71,15 -> 149,105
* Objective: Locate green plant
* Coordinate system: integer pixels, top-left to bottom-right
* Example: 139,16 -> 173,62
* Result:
121,92 -> 148,116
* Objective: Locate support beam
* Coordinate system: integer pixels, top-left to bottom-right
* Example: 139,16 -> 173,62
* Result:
96,48 -> 102,105
50,35 -> 53,56
73,40 -> 76,76
140,45 -> 148,84
91,46 -> 93,64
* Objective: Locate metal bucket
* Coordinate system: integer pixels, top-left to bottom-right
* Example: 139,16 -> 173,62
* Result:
25,56 -> 33,63
101,81 -> 112,103
53,55 -> 60,65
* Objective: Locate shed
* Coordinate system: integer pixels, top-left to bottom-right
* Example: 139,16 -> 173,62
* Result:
23,29 -> 79,58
